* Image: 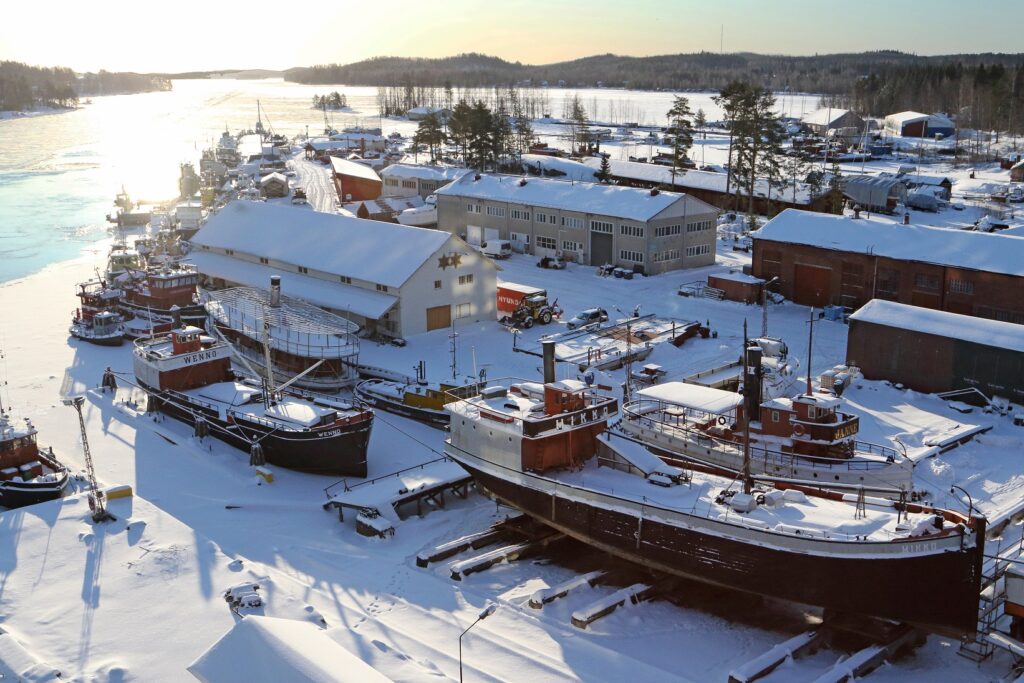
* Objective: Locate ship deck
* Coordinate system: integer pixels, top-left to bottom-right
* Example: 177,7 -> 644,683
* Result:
546,435 -> 942,544
183,381 -> 364,424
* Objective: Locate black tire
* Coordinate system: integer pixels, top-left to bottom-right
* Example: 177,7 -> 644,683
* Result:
523,317 -> 534,329
539,310 -> 553,325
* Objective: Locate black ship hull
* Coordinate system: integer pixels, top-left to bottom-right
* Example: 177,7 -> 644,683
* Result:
0,470 -> 69,509
145,386 -> 372,476
354,386 -> 449,427
452,455 -> 983,637
69,328 -> 124,346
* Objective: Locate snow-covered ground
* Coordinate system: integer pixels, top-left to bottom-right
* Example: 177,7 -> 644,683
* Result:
1,223 -> 1023,681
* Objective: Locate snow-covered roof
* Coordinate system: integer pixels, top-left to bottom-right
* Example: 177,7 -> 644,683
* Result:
581,158 -> 813,204
380,164 -> 470,182
801,108 -> 854,127
753,209 -> 1024,277
709,270 -> 764,285
187,251 -> 397,320
638,382 -> 744,414
520,154 -> 598,182
329,156 -> 381,182
850,299 -> 1024,353
437,172 -> 696,221
407,106 -> 448,115
187,616 -> 392,683
191,202 -> 451,288
885,111 -> 929,126
343,195 -> 424,216
259,172 -> 287,187
328,132 -> 385,143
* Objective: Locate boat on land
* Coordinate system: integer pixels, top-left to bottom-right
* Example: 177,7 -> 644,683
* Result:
355,361 -> 482,426
443,342 -> 985,637
69,280 -> 126,346
0,407 -> 69,509
132,325 -> 373,476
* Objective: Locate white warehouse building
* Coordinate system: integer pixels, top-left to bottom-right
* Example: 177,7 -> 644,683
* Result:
381,165 -> 471,199
435,173 -> 720,274
188,202 -> 497,338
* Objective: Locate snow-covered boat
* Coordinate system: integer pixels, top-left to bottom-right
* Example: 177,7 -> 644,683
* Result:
396,195 -> 437,227
115,264 -> 206,327
133,325 -> 373,476
0,409 -> 69,509
69,280 -> 125,346
205,277 -> 361,393
443,347 -> 985,637
355,375 -> 479,426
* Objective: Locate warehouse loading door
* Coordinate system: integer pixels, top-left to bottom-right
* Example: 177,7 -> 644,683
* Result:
467,225 -> 483,246
591,232 -> 613,266
794,264 -> 831,308
426,304 -> 452,331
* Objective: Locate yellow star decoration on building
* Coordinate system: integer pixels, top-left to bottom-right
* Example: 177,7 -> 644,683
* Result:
438,252 -> 463,270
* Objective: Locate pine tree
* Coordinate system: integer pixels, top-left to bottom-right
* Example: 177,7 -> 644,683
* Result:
597,155 -> 612,183
414,113 -> 446,163
694,108 -> 707,139
567,94 -> 588,155
666,95 -> 695,185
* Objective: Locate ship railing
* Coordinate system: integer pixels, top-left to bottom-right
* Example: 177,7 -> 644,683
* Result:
323,456 -> 450,499
622,399 -> 898,473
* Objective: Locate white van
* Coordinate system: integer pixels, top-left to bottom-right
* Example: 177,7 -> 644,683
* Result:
481,240 -> 512,259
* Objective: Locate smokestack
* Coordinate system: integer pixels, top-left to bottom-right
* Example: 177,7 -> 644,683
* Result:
743,344 -> 763,423
170,304 -> 181,328
270,275 -> 281,307
542,340 -> 556,384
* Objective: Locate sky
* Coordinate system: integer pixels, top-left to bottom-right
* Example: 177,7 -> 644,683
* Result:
2,0 -> 1022,73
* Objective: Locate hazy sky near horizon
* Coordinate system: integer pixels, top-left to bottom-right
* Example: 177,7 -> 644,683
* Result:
3,0 -> 1022,73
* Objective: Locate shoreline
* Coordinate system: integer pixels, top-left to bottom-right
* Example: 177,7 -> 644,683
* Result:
0,104 -> 78,121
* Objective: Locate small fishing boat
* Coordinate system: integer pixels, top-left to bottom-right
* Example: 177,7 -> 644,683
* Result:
0,407 -> 70,509
355,362 -> 481,426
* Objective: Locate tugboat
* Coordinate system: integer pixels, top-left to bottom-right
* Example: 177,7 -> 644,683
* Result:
355,361 -> 481,426
443,341 -> 985,637
115,264 -> 206,328
0,403 -> 70,509
132,325 -> 373,476
70,280 -> 125,346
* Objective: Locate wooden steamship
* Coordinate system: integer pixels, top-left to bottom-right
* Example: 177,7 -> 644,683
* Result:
443,342 -> 985,637
0,407 -> 69,509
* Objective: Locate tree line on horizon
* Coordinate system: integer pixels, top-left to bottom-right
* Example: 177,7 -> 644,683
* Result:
287,51 -> 1024,133
0,61 -> 170,112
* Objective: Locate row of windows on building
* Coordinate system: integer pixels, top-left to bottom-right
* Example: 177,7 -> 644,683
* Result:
464,204 -> 712,238
433,274 -> 476,289
385,178 -> 420,189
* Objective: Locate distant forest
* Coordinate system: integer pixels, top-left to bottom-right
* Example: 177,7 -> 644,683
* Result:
285,51 -> 1024,132
0,61 -> 170,112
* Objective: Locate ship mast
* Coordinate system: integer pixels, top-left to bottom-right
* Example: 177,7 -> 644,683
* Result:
741,320 -> 754,495
806,307 -> 815,396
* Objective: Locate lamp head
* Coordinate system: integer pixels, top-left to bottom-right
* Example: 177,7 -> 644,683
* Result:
478,603 -> 497,620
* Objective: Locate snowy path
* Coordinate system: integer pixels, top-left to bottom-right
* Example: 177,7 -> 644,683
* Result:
289,154 -> 337,213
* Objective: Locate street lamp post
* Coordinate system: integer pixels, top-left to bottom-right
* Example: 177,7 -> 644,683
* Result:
950,484 -> 975,520
459,603 -> 497,683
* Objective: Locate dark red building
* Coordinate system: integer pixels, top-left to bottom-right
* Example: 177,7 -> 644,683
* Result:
848,299 -> 1024,402
752,209 -> 1024,324
330,157 -> 382,203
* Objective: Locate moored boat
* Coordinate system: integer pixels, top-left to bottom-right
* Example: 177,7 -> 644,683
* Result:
0,410 -> 70,509
442,344 -> 985,637
132,325 -> 373,476
355,362 -> 481,426
70,280 -> 125,346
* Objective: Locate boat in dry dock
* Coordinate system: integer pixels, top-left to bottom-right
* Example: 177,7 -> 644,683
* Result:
69,279 -> 125,346
132,325 -> 373,476
443,342 -> 985,637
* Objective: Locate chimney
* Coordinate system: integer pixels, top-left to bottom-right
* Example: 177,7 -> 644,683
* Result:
542,340 -> 556,384
270,275 -> 281,307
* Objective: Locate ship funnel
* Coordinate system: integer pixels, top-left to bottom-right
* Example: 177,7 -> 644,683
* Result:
542,340 -> 556,384
170,304 -> 181,328
269,276 -> 281,307
744,344 -> 763,423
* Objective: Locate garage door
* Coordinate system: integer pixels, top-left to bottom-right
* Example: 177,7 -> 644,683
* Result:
467,225 -> 483,246
793,264 -> 832,308
426,305 -> 451,331
484,227 -> 500,243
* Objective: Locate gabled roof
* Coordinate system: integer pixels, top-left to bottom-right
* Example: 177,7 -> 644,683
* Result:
191,201 -> 451,288
329,156 -> 382,182
753,209 -> 1024,277
259,172 -> 287,187
800,108 -> 856,127
850,299 -> 1024,353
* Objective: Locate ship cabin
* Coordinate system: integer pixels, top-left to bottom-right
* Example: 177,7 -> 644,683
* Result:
123,267 -> 200,309
446,379 -> 617,474
752,393 -> 860,458
106,247 -> 142,283
133,326 -> 232,393
0,419 -> 41,483
76,280 -> 121,322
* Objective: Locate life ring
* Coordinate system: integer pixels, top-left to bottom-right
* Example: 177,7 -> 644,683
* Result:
717,416 -> 727,426
793,423 -> 806,436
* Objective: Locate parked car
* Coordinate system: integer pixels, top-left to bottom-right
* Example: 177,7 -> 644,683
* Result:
566,308 -> 609,330
537,256 -> 567,269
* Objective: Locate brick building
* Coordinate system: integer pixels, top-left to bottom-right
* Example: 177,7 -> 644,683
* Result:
752,209 -> 1024,324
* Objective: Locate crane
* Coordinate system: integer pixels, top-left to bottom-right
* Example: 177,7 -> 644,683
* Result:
63,395 -> 113,522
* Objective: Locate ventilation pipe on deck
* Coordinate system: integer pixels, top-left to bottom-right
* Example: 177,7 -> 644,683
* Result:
743,344 -> 763,423
270,275 -> 281,307
542,340 -> 556,384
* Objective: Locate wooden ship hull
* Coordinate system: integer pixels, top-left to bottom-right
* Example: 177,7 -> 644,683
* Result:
69,321 -> 125,346
354,380 -> 451,426
142,383 -> 372,476
449,447 -> 983,637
